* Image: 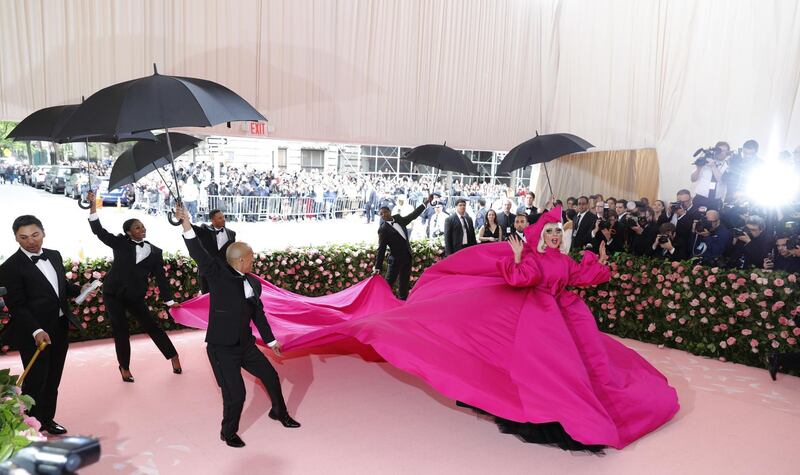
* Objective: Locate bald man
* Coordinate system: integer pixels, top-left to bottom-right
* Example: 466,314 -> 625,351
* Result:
691,209 -> 731,265
176,205 -> 299,449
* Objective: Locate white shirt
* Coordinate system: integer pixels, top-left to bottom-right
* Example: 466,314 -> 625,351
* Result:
183,228 -> 276,348
214,227 -> 229,250
457,213 -> 469,245
574,212 -> 586,236
89,213 -> 151,263
693,163 -> 728,198
514,231 -> 527,243
20,247 -> 63,339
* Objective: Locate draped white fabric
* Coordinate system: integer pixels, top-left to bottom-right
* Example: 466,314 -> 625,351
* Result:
2,0 -> 800,196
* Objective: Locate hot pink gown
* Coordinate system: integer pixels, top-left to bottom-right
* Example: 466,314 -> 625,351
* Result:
172,207 -> 679,449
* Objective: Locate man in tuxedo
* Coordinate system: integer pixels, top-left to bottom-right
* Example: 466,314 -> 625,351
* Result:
510,213 -> 529,242
571,196 -> 597,251
0,215 -> 96,434
373,195 -> 431,300
517,192 -> 539,224
192,209 -> 237,293
497,199 -> 516,240
444,199 -> 477,256
175,205 -> 299,448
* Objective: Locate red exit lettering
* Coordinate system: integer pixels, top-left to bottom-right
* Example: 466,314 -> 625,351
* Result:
249,122 -> 266,135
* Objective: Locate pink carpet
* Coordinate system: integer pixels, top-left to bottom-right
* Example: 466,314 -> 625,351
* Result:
0,329 -> 797,475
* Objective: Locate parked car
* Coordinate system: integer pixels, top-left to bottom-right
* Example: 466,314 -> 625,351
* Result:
64,172 -> 92,199
28,165 -> 49,188
43,166 -> 80,193
97,178 -> 131,207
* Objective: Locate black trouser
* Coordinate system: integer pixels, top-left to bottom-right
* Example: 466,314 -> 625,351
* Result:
385,255 -> 412,300
206,340 -> 287,437
104,293 -> 178,370
776,352 -> 800,370
199,275 -> 210,294
19,319 -> 69,424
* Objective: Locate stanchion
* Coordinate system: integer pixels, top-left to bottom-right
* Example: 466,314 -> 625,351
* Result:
16,342 -> 48,387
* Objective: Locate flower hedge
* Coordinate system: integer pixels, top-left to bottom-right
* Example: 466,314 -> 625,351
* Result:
1,240 -> 797,370
0,369 -> 44,462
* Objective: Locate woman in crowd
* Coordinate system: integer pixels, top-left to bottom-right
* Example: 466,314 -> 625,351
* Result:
477,209 -> 503,243
173,207 -> 679,451
653,199 -> 670,226
87,191 -> 182,383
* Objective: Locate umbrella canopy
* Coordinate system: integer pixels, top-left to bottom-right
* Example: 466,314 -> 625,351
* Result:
497,133 -> 594,175
108,133 -> 200,191
402,144 -> 478,175
56,65 -> 266,140
6,104 -> 154,143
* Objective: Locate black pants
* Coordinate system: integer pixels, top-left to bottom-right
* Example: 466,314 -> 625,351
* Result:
207,340 -> 288,437
385,255 -> 412,300
199,275 -> 210,294
776,352 -> 800,370
19,320 -> 68,424
104,293 -> 178,370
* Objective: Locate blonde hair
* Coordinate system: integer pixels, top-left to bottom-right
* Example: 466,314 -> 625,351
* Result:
537,222 -> 568,254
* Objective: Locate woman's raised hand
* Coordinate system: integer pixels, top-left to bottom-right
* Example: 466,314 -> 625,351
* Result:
598,240 -> 609,265
508,234 -> 525,263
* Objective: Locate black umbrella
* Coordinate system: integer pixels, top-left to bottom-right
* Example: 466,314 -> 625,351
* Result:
498,132 -> 594,198
56,64 -> 265,211
108,133 -> 200,191
402,143 -> 478,175
6,103 -> 155,208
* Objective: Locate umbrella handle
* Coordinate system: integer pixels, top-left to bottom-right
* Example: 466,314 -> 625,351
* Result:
77,199 -> 92,210
17,342 -> 48,387
167,211 -> 183,227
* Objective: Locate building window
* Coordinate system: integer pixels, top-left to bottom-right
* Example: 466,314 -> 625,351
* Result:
301,149 -> 325,169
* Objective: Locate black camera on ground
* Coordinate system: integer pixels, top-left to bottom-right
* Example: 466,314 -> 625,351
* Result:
0,436 -> 100,475
657,234 -> 671,244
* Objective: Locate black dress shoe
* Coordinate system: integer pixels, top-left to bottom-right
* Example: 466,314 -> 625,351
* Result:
268,410 -> 301,428
118,366 -> 134,383
220,431 -> 246,448
767,353 -> 780,381
42,421 -> 67,435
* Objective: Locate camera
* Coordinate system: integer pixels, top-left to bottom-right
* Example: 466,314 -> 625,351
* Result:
669,201 -> 682,214
598,219 -> 614,232
730,227 -> 748,238
787,234 -> 800,250
692,146 -> 723,166
657,234 -> 671,244
0,436 -> 100,475
694,218 -> 713,233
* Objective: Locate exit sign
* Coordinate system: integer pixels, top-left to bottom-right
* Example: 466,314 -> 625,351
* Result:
249,122 -> 266,135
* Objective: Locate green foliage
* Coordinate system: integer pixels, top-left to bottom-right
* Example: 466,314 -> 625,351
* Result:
0,368 -> 41,462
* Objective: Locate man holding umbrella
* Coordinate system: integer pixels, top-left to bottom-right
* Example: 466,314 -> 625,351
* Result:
174,204 -> 299,448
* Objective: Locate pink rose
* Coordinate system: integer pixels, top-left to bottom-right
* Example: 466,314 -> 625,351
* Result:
750,339 -> 759,347
726,337 -> 736,345
741,329 -> 752,336
764,288 -> 774,297
775,278 -> 785,287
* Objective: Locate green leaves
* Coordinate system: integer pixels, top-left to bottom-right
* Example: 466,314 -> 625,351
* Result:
0,374 -> 38,461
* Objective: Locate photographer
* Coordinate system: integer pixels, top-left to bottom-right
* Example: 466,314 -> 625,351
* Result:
724,139 -> 764,201
690,209 -> 731,265
651,222 -> 687,261
691,141 -> 730,210
671,189 -> 700,248
630,207 -> 660,256
590,218 -> 624,254
764,234 -> 800,273
728,215 -> 773,269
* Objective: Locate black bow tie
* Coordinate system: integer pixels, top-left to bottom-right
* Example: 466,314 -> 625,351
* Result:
214,228 -> 225,234
130,240 -> 145,248
30,254 -> 48,263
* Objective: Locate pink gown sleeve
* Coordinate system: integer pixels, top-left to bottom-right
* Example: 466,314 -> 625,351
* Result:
499,253 -> 541,287
567,251 -> 610,287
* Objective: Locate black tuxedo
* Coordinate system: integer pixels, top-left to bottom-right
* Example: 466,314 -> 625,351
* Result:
375,204 -> 426,299
183,233 -> 287,437
191,223 -> 236,293
89,217 -> 177,369
444,213 -> 477,256
0,248 -> 80,425
517,205 -> 539,225
571,211 -> 597,252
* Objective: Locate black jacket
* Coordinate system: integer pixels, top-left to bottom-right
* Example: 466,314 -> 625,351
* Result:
192,223 -> 236,259
444,213 -> 477,256
375,204 -> 426,269
497,211 -> 516,239
89,218 -> 171,300
517,205 -> 539,224
183,235 -> 275,345
571,211 -> 598,252
0,249 -> 81,346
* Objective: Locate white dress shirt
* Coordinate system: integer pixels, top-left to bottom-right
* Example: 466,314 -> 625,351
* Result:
20,247 -> 63,339
386,221 -> 407,240
89,213 -> 151,263
183,228 -> 276,348
214,227 -> 229,250
515,230 -> 527,243
574,212 -> 586,237
457,213 -> 469,245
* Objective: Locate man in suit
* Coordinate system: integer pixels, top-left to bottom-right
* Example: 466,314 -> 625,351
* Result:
497,199 -> 516,240
571,196 -> 597,252
0,215 -> 96,434
175,205 -> 299,448
444,199 -> 477,256
373,195 -> 432,300
363,184 -> 378,223
517,191 -> 539,224
192,209 -> 237,294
